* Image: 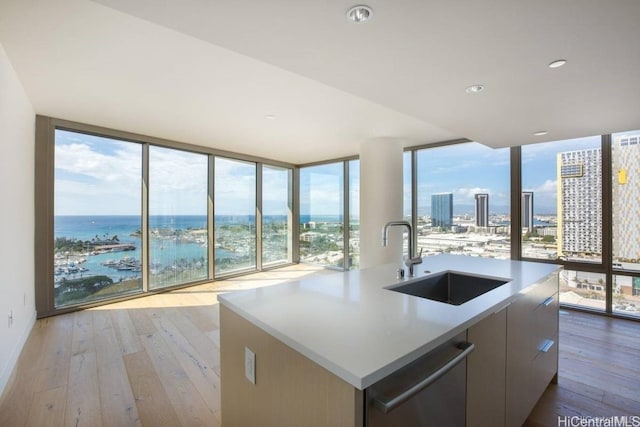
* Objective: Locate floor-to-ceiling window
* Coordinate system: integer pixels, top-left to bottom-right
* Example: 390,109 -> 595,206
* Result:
521,135 -> 605,313
214,157 -> 257,275
53,129 -> 143,307
298,159 -> 359,270
403,134 -> 638,320
149,146 -> 209,289
611,130 -> 640,318
299,162 -> 345,268
37,117 -> 294,317
348,159 -> 360,269
521,136 -> 603,263
413,141 -> 511,258
39,117 -> 640,320
261,165 -> 292,266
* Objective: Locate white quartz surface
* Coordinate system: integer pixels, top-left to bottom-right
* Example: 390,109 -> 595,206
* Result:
217,254 -> 560,390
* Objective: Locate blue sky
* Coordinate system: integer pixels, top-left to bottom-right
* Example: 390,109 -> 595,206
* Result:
402,137 -> 602,216
55,129 -> 603,217
407,143 -> 511,215
54,130 -> 287,216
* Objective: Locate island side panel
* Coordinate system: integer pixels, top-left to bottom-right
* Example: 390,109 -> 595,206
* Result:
505,271 -> 559,427
220,305 -> 363,427
466,308 -> 507,427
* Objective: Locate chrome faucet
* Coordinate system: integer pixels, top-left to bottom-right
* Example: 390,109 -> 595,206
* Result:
382,220 -> 423,277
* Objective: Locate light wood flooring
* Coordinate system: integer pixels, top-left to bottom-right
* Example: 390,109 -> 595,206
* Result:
1,265 -> 639,426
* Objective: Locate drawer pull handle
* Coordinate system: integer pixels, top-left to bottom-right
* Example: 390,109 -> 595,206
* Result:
542,296 -> 554,306
540,339 -> 554,353
372,342 -> 475,414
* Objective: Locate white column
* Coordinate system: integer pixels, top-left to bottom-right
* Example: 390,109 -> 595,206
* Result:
359,138 -> 405,269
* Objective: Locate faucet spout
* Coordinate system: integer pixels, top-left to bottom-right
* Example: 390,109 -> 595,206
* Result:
381,220 -> 422,277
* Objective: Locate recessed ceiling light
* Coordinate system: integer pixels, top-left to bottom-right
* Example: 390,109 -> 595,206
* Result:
465,84 -> 485,94
548,59 -> 567,69
533,131 -> 548,136
265,115 -> 276,120
346,5 -> 373,23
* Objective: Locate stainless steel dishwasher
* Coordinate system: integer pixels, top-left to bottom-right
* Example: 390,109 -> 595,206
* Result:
365,331 -> 474,427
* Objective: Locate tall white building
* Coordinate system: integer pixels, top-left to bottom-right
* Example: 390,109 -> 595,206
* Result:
557,148 -> 602,258
612,132 -> 640,265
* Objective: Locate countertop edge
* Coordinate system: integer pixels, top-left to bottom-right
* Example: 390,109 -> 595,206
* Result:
220,296 -> 367,388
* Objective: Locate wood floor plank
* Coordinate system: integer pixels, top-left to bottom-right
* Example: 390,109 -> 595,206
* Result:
151,308 -> 221,412
162,306 -> 221,376
32,315 -> 74,393
559,356 -> 640,402
71,310 -> 95,355
127,307 -> 158,337
111,309 -> 144,355
93,310 -> 141,427
206,328 -> 221,348
123,350 -> 182,427
178,300 -> 219,332
0,320 -> 49,426
140,328 -> 217,426
64,351 -> 103,427
26,385 -> 66,427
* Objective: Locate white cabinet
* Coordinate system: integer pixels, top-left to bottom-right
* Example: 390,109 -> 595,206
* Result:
467,270 -> 559,427
505,271 -> 559,427
466,307 -> 507,427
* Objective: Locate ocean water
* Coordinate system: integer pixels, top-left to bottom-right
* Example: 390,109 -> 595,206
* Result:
55,215 -> 252,283
54,214 -> 342,283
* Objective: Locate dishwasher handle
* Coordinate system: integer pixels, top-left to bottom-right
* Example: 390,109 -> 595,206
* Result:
372,341 -> 475,414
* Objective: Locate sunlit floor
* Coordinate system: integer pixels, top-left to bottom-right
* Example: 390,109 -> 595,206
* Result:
0,264 -> 334,427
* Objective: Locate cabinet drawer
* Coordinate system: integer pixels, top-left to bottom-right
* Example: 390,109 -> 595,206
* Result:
532,333 -> 558,396
509,295 -> 557,363
535,292 -> 559,352
527,271 -> 559,304
506,271 -> 560,427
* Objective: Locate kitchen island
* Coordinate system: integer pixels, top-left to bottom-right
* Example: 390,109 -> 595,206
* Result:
218,254 -> 560,426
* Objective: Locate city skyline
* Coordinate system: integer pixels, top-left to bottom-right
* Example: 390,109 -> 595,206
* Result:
408,136 -> 604,216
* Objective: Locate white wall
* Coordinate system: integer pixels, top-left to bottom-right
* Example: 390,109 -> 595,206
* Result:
0,42 -> 36,396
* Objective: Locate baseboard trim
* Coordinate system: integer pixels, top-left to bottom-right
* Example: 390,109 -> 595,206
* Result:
0,309 -> 37,399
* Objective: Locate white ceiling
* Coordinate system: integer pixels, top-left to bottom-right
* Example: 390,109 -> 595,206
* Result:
1,0 -> 639,164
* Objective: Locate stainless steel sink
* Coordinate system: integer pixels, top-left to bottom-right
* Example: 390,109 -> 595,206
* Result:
386,271 -> 510,305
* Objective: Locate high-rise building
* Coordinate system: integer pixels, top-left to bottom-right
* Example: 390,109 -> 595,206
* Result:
431,193 -> 453,228
612,132 -> 640,265
522,191 -> 534,232
557,148 -> 602,258
475,193 -> 489,227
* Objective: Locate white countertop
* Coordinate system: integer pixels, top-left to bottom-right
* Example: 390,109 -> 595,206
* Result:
217,254 -> 560,390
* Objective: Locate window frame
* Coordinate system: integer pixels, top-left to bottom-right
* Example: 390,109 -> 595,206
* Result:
403,135 -> 638,321
297,156 -> 359,271
36,115 -> 640,321
404,139 -> 512,260
35,116 -> 295,317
